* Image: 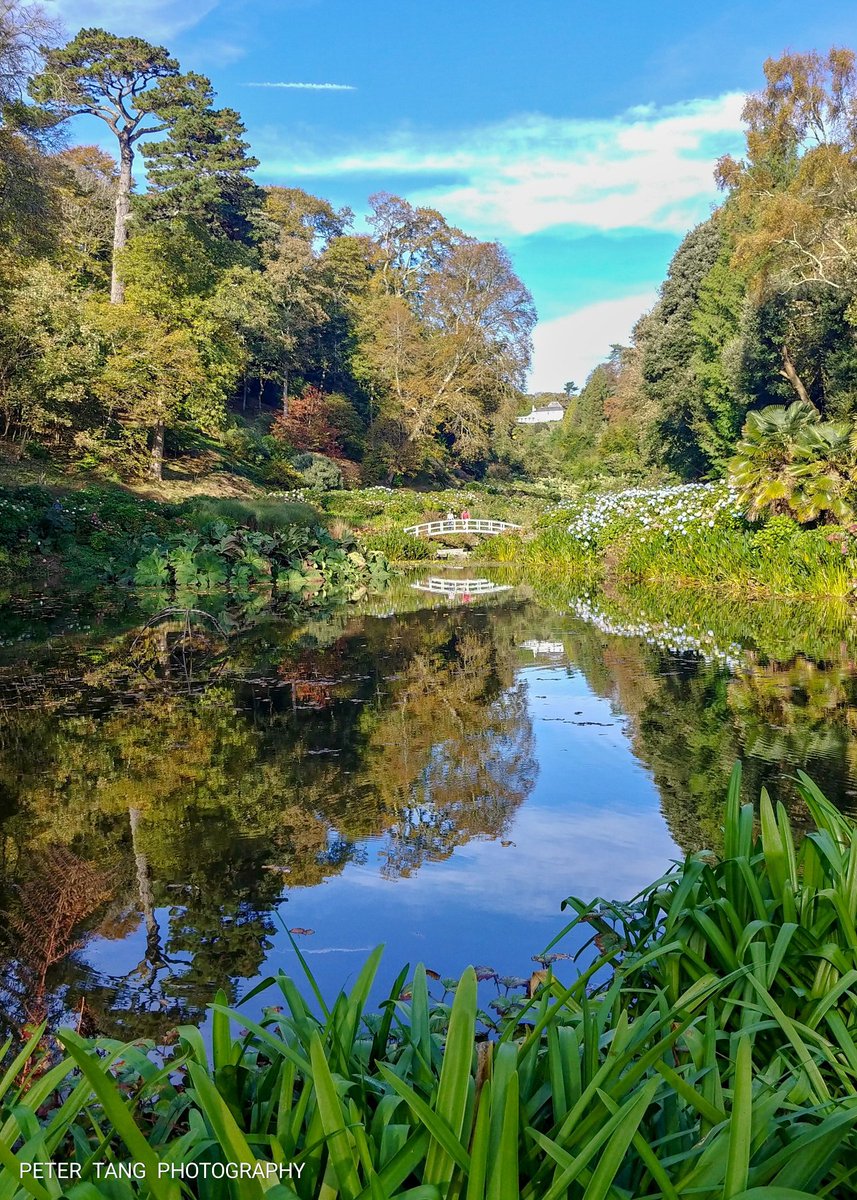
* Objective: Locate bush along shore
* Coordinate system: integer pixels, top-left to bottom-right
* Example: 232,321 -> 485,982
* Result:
3,766 -> 857,1197
496,481 -> 857,599
0,485 -> 389,603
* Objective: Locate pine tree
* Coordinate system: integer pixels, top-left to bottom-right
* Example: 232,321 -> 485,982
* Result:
138,93 -> 262,245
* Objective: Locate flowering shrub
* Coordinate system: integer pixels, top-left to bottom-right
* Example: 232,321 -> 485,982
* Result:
562,482 -> 743,550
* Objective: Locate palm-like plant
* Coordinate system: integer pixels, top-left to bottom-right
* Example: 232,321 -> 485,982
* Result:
729,401 -> 855,522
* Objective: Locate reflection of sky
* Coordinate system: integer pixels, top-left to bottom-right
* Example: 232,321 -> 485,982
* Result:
84,652 -> 679,1017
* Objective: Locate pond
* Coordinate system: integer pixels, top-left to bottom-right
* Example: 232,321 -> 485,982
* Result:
2,571 -> 857,1039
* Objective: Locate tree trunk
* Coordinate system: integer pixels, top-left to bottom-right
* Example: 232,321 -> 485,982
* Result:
150,420 -> 165,480
129,807 -> 155,935
780,345 -> 817,411
111,135 -> 133,305
282,367 -> 289,416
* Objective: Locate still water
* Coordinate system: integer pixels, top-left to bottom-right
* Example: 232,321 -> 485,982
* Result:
1,573 -> 857,1037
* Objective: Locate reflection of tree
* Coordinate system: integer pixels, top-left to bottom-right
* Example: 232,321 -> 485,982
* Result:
0,848 -> 114,1030
365,626 -> 536,876
562,592 -> 857,853
0,598 -> 538,1035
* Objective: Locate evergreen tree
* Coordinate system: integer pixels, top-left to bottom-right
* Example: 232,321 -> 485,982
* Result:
138,93 -> 262,245
641,218 -> 723,477
30,29 -> 209,302
689,243 -> 748,468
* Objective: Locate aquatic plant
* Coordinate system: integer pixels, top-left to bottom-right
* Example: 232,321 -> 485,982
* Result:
3,773 -> 857,1195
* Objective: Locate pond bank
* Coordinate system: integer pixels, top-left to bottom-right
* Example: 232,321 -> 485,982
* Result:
487,481 -> 857,601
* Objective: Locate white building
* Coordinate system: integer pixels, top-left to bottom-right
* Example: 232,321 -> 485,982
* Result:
516,399 -> 564,425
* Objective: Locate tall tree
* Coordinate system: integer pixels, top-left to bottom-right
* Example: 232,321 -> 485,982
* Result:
0,1 -> 59,253
717,49 -> 857,295
357,232 -> 535,476
138,91 -> 262,244
30,29 -> 207,302
641,217 -> 723,477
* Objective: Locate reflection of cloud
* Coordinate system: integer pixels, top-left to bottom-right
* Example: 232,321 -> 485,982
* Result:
44,0 -> 220,38
529,291 -> 659,392
349,800 -> 678,919
264,93 -> 744,239
246,82 -> 356,91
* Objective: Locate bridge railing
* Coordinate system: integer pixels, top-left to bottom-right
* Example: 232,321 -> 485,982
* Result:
403,518 -> 522,538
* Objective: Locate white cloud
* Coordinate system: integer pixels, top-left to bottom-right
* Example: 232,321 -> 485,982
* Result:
44,0 -> 219,39
529,291 -> 659,393
264,93 -> 745,239
246,82 -> 356,91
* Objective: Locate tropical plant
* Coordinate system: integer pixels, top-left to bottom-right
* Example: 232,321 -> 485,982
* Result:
729,400 -> 854,522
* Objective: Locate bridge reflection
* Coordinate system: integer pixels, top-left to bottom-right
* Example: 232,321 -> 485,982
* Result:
410,576 -> 514,600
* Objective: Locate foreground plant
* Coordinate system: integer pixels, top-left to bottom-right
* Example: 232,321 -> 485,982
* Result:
3,772 -> 857,1196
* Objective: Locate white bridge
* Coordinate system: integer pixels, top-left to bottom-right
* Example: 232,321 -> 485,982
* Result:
403,518 -> 522,538
411,577 -> 513,596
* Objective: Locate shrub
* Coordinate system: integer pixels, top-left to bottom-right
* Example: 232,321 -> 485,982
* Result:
177,496 -> 319,534
363,529 -> 432,560
259,457 -> 306,488
294,452 -> 343,491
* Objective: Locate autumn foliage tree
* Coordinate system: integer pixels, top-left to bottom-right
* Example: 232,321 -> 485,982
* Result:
272,385 -> 344,456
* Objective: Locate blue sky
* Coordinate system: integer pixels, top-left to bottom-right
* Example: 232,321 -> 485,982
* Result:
46,0 -> 857,391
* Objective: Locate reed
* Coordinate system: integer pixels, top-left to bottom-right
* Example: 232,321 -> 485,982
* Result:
3,772 -> 857,1197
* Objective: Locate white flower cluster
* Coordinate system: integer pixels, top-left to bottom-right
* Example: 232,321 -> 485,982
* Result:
570,596 -> 743,668
266,489 -> 307,502
562,483 -> 743,548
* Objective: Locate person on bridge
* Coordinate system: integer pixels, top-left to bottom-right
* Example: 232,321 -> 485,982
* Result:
445,511 -> 454,521
460,508 -> 471,521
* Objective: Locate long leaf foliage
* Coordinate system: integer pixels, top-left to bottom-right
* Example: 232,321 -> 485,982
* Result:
2,770 -> 857,1197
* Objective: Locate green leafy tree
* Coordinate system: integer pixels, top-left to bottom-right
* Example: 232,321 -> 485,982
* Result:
30,28 -> 209,302
0,1 -> 61,255
0,260 -> 101,443
88,298 -> 207,477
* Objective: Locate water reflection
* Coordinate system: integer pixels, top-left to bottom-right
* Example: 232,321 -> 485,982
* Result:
1,578 -> 857,1037
0,596 -> 539,1036
410,576 -> 514,600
